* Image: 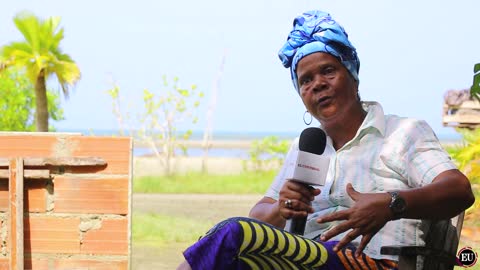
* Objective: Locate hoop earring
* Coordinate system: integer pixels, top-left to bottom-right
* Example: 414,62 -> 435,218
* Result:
303,111 -> 312,125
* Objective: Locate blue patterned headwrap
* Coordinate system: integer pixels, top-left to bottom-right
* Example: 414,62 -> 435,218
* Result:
278,10 -> 360,93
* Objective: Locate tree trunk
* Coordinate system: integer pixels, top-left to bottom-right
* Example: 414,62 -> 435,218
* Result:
34,70 -> 49,132
202,49 -> 227,173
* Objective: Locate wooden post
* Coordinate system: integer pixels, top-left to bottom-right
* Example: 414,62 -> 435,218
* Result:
9,158 -> 24,270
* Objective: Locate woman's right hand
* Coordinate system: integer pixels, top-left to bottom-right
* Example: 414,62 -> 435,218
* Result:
278,180 -> 320,220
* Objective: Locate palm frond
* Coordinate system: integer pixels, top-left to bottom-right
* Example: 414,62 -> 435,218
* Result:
2,41 -> 33,55
13,12 -> 41,52
39,16 -> 63,53
2,44 -> 34,68
51,60 -> 81,97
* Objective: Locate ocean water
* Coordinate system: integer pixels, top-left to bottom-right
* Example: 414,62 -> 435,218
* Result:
59,129 -> 299,158
65,129 -> 298,141
133,147 -> 249,158
59,129 -> 463,158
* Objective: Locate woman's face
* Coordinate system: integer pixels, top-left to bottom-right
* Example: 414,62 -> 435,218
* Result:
296,52 -> 359,123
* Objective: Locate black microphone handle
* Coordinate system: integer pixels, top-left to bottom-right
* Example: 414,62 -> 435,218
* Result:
290,215 -> 307,235
289,183 -> 312,235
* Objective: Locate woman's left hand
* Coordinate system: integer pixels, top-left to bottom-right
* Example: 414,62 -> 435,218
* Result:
316,183 -> 393,257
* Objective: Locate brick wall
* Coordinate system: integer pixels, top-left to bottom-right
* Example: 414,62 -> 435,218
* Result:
0,133 -> 132,270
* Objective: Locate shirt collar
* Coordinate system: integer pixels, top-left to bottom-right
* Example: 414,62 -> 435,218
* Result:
358,101 -> 386,137
317,101 -> 386,152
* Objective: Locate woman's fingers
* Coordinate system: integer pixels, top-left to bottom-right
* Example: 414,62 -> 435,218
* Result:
278,180 -> 320,220
286,180 -> 318,200
280,182 -> 316,206
355,233 -> 374,257
333,228 -> 362,251
288,198 -> 314,213
279,208 -> 310,220
319,217 -> 351,241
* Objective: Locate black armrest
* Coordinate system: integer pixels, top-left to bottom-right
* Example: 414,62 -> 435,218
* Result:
380,245 -> 457,267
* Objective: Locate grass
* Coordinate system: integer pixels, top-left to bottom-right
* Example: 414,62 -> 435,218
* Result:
132,213 -> 214,268
131,169 -> 480,269
133,170 -> 276,194
132,213 -> 215,246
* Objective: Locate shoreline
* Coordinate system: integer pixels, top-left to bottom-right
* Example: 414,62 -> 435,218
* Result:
133,138 -> 464,176
133,139 -> 256,149
133,138 -> 463,149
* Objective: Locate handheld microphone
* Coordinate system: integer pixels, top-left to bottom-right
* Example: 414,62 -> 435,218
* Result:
289,127 -> 327,235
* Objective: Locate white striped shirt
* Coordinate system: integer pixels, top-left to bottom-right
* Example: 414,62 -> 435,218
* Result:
265,101 -> 457,261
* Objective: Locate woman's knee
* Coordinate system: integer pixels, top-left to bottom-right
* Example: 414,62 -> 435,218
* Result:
202,217 -> 256,238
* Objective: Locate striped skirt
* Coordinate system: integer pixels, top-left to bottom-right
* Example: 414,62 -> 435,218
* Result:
183,217 -> 398,270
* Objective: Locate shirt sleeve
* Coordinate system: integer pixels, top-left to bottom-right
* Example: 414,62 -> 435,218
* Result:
264,138 -> 299,200
403,120 -> 457,187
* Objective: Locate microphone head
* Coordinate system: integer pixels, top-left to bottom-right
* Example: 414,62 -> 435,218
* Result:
299,127 -> 327,155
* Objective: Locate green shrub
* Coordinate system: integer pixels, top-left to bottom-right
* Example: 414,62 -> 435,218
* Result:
244,136 -> 290,172
446,128 -> 480,213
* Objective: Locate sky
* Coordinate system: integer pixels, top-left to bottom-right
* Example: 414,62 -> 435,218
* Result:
1,0 -> 479,139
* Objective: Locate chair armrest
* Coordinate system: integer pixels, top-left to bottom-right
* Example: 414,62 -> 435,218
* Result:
380,245 -> 457,267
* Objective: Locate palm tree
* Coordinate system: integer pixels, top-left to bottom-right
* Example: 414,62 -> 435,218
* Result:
0,12 -> 80,131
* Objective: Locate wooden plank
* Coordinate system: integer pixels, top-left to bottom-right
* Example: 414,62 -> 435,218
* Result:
446,100 -> 480,109
0,157 -> 106,168
454,212 -> 465,243
23,157 -> 106,167
0,169 -> 50,179
443,114 -> 480,124
9,158 -> 24,270
15,159 -> 24,270
25,170 -> 50,179
443,100 -> 480,128
443,123 -> 480,128
128,138 -> 133,270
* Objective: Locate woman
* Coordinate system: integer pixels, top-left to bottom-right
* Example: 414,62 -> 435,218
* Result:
178,10 -> 474,270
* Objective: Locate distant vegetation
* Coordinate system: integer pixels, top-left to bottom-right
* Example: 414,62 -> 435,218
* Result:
446,128 -> 480,213
0,12 -> 80,131
108,75 -> 203,176
0,67 -> 63,131
445,63 -> 480,213
244,135 -> 290,172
